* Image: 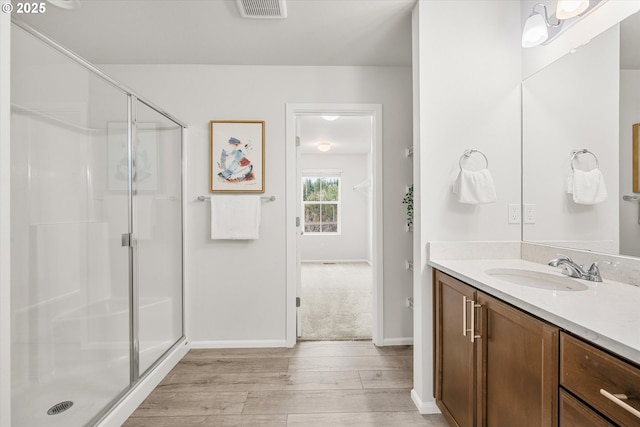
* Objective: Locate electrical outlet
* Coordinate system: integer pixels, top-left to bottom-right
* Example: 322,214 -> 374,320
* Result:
524,204 -> 536,224
508,204 -> 521,224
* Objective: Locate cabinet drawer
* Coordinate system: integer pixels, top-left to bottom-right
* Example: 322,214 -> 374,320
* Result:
560,389 -> 614,427
560,333 -> 640,427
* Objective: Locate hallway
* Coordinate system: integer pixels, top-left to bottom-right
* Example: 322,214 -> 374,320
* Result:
123,341 -> 447,426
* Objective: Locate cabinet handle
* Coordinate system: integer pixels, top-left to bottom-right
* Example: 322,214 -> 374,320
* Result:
463,296 -> 468,337
600,389 -> 640,419
470,301 -> 481,343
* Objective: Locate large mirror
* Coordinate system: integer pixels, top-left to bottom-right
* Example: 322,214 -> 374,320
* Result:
522,10 -> 640,258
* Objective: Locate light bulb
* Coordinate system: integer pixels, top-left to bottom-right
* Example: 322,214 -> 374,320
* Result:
556,0 -> 589,20
522,12 -> 548,48
322,115 -> 339,121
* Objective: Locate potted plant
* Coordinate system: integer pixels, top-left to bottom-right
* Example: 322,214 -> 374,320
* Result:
402,184 -> 413,231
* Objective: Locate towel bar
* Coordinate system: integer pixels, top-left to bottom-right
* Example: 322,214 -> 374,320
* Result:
623,195 -> 640,224
197,195 -> 275,202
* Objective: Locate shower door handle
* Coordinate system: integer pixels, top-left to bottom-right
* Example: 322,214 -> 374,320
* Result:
121,233 -> 134,247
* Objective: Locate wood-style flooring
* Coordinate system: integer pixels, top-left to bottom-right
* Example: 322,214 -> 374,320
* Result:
124,341 -> 448,426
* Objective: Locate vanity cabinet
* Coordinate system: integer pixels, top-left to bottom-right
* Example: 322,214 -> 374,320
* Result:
435,270 -> 559,427
560,332 -> 640,427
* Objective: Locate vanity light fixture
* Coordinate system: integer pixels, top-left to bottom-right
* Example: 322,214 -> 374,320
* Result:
556,0 -> 590,19
522,0 -> 603,48
522,4 -> 561,48
317,143 -> 332,152
321,115 -> 339,121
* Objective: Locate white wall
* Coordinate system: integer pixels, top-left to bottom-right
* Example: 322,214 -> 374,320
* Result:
522,26 -> 620,253
0,8 -> 11,427
412,0 -> 522,413
300,153 -> 370,262
620,70 -> 640,257
101,64 -> 414,346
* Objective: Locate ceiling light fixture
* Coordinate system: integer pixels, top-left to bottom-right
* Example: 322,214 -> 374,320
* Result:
317,143 -> 332,152
322,115 -> 339,121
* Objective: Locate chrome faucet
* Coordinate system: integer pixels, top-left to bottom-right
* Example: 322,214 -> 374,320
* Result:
548,255 -> 602,282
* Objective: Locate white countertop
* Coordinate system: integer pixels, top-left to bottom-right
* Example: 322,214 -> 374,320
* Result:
428,258 -> 640,365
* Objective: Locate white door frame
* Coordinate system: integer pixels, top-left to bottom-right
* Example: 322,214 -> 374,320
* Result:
285,103 -> 384,347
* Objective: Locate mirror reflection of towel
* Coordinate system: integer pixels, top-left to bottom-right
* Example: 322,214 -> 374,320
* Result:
210,195 -> 261,240
567,169 -> 607,205
452,169 -> 497,204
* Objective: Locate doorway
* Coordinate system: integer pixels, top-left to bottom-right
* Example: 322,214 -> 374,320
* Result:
285,103 -> 383,346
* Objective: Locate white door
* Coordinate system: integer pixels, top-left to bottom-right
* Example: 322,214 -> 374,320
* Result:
295,119 -> 303,337
285,103 -> 383,346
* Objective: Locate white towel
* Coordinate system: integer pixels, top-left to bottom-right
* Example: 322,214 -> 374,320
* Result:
567,169 -> 607,205
452,169 -> 497,204
210,195 -> 261,240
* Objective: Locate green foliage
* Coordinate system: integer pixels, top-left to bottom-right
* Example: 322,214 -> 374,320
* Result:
303,177 -> 340,233
402,184 -> 413,228
303,177 -> 339,201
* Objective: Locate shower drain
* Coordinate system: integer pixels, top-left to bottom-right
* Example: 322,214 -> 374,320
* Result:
47,401 -> 74,415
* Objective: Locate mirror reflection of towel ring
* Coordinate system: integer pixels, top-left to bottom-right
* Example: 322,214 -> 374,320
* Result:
570,149 -> 599,171
459,149 -> 489,171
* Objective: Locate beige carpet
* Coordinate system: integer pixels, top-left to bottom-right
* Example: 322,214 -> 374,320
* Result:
300,262 -> 372,341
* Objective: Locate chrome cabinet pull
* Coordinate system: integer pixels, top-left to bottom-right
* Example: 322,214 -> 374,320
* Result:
600,389 -> 640,419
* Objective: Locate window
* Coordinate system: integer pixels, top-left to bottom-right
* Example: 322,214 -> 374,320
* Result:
302,176 -> 340,234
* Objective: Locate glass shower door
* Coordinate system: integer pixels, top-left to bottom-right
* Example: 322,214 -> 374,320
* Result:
133,100 -> 184,375
11,26 -> 132,426
11,21 -> 186,427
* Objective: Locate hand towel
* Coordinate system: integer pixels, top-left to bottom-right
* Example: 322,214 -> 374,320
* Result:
568,169 -> 607,205
210,195 -> 261,240
452,169 -> 497,204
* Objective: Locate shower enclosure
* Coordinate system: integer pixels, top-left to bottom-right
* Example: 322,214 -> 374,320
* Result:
10,21 -> 185,426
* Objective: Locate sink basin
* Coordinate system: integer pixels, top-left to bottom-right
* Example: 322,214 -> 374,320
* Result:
485,268 -> 589,291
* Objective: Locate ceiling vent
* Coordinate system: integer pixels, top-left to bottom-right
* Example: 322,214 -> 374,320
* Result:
235,0 -> 287,19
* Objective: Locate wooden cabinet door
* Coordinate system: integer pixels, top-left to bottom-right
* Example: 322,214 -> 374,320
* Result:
477,292 -> 559,427
435,271 -> 477,427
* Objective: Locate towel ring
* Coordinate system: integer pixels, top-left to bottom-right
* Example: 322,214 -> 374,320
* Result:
459,149 -> 489,171
570,149 -> 599,171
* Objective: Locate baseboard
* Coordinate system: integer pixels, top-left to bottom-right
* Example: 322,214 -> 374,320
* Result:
97,339 -> 190,427
382,337 -> 413,346
301,259 -> 370,264
411,389 -> 441,414
191,339 -> 288,349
